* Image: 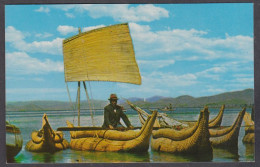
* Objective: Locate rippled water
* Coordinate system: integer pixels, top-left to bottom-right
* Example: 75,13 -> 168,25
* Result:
6,107 -> 254,163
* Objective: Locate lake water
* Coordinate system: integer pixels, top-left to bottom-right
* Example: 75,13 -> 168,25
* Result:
6,107 -> 254,163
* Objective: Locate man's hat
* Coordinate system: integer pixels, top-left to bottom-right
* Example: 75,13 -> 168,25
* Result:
108,94 -> 119,100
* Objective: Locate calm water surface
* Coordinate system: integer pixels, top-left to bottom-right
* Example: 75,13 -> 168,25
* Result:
6,107 -> 254,163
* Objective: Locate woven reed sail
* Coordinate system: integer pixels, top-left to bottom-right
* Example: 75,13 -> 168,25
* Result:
62,23 -> 141,84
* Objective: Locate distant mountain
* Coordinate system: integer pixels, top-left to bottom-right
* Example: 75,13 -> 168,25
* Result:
146,96 -> 166,102
6,88 -> 254,111
121,88 -> 254,109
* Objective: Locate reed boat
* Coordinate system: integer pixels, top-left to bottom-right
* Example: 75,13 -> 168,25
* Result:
26,114 -> 69,152
151,107 -> 212,154
160,103 -> 175,112
127,100 -> 188,129
182,104 -> 225,128
6,122 -> 23,160
242,110 -> 254,144
209,107 -> 246,148
67,110 -> 157,152
58,23 -> 153,152
208,105 -> 225,128
128,100 -> 224,129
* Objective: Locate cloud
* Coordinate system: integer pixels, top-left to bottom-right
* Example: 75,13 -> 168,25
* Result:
6,26 -> 63,55
6,52 -> 64,74
129,23 -> 253,62
55,4 -> 169,22
195,67 -> 227,80
35,32 -> 53,38
35,7 -> 50,13
117,71 -> 198,98
138,59 -> 175,69
6,26 -> 25,42
57,25 -> 106,35
82,25 -> 105,32
57,25 -> 78,35
65,13 -> 75,18
6,88 -> 70,101
6,88 -> 66,94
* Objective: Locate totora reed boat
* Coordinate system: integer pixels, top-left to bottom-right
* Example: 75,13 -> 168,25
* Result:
242,108 -> 254,144
151,107 -> 212,154
128,100 -> 225,129
209,107 -> 246,149
6,122 -> 23,161
57,23 -> 157,152
129,101 -> 244,151
67,110 -> 157,152
26,114 -> 69,152
208,105 -> 225,128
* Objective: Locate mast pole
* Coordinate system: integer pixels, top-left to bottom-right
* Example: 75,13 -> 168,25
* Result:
77,81 -> 81,126
83,81 -> 95,126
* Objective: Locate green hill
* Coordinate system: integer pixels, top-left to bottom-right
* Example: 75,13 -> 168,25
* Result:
6,88 -> 254,111
121,88 -> 254,109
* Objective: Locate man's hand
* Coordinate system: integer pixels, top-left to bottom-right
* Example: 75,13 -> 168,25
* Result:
108,125 -> 114,129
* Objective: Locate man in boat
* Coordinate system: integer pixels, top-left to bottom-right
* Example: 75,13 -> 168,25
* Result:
102,94 -> 134,129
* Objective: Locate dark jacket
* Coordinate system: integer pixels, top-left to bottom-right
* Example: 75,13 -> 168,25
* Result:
102,104 -> 131,128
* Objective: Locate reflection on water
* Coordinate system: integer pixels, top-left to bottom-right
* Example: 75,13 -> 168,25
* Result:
151,150 -> 213,162
213,147 -> 239,162
244,143 -> 255,161
70,151 -> 150,163
6,108 -> 255,163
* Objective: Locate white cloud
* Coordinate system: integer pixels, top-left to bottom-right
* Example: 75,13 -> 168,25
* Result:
35,7 -> 50,13
6,88 -> 66,94
65,13 -> 75,18
6,76 -> 45,82
82,25 -> 105,32
55,4 -> 169,22
6,26 -> 25,42
118,71 -> 198,97
138,59 -> 175,69
57,25 -> 78,35
129,23 -> 253,62
6,26 -> 63,55
57,25 -> 106,35
6,52 -> 64,74
195,67 -> 227,80
35,32 -> 53,38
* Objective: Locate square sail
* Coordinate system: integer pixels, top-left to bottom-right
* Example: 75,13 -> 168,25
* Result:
63,23 -> 141,85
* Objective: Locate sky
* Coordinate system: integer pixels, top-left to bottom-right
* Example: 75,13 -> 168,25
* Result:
5,3 -> 254,102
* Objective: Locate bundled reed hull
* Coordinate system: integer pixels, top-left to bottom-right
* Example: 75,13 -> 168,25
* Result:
151,107 -> 212,154
68,111 -> 157,152
209,108 -> 246,148
208,105 -> 225,128
242,111 -> 255,143
127,100 -> 186,128
6,122 -> 23,159
26,114 -> 69,152
67,126 -> 139,140
185,105 -> 225,128
128,100 -> 224,129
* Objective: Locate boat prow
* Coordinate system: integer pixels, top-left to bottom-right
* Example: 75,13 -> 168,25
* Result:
208,105 -> 225,128
68,110 -> 158,152
151,106 -> 212,154
26,114 -> 69,152
6,122 -> 23,160
209,107 -> 246,148
242,110 -> 255,143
